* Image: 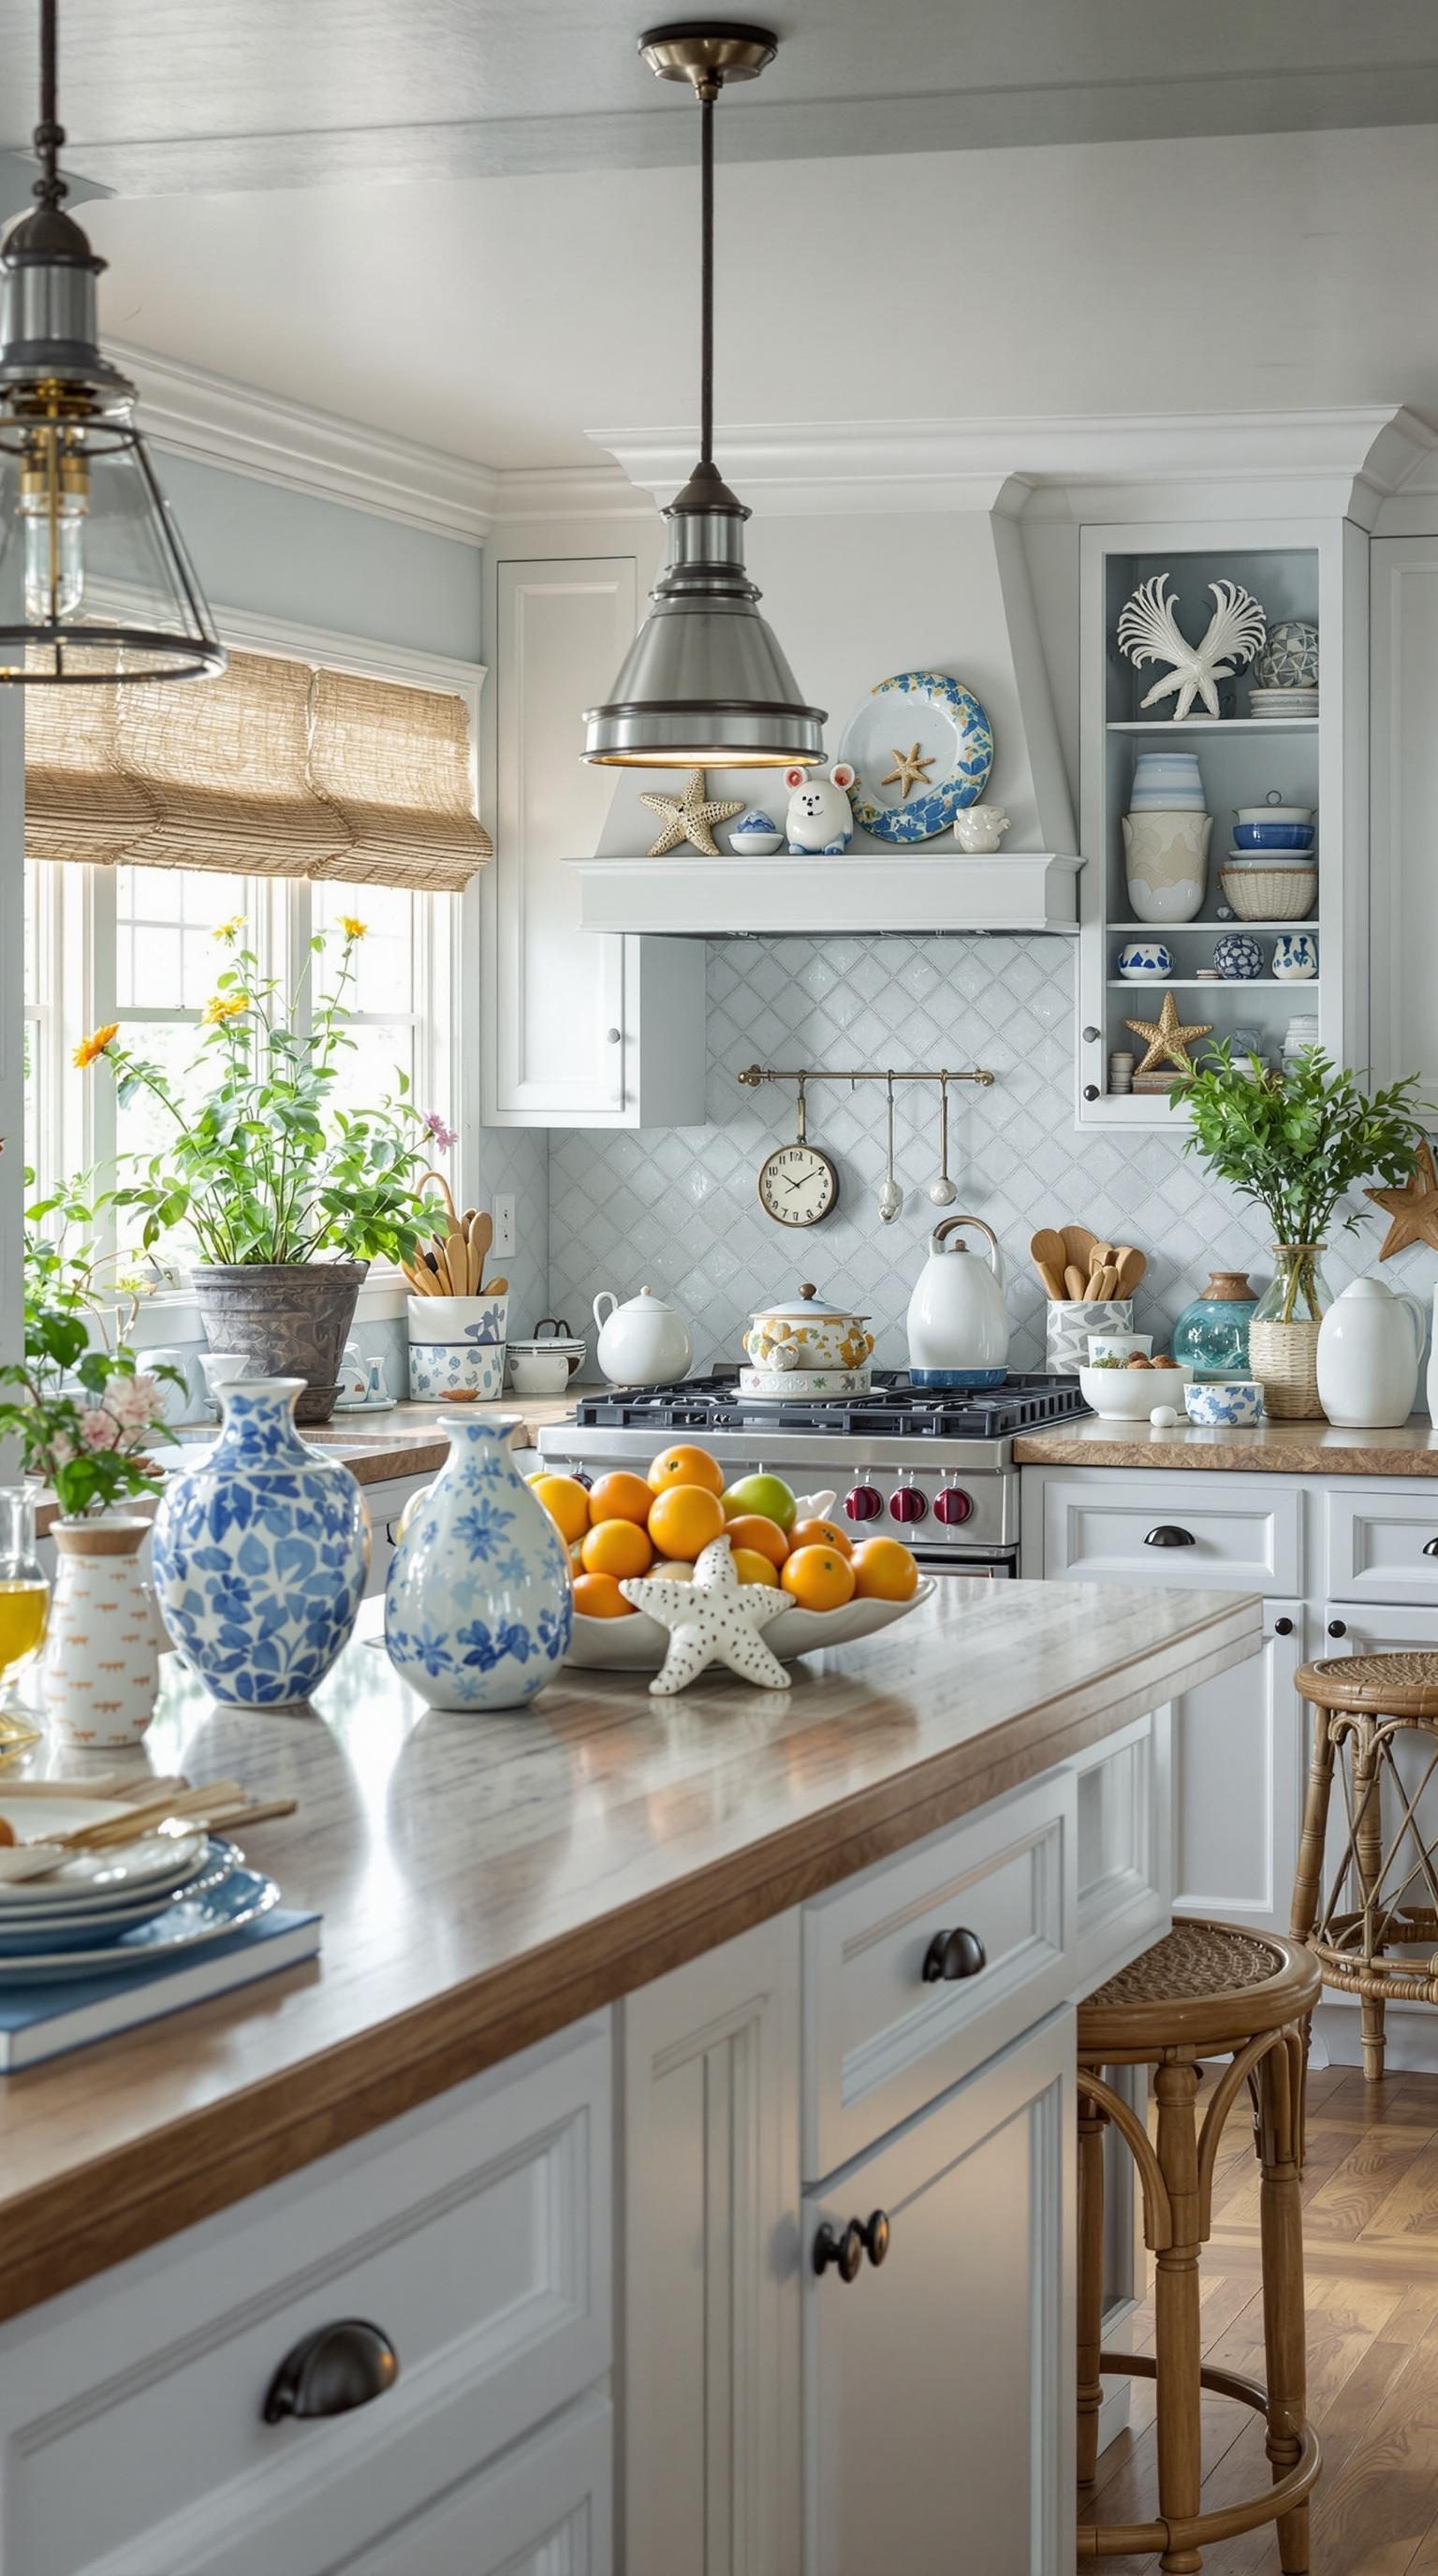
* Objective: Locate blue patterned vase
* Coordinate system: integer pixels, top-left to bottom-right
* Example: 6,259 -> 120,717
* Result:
152,1377 -> 369,1707
384,1415 -> 572,1712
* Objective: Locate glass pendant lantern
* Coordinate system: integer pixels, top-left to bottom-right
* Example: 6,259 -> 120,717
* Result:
582,24 -> 824,769
0,0 -> 225,684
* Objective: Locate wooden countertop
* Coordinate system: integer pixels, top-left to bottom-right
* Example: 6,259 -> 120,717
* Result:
0,1579 -> 1258,2322
1016,1414 -> 1438,1475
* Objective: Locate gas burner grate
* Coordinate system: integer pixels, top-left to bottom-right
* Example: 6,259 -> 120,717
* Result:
572,1370 -> 1089,1440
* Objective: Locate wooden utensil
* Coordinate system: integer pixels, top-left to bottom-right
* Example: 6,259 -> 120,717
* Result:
1064,1264 -> 1088,1300
1112,1246 -> 1146,1296
482,1276 -> 508,1296
467,1210 -> 494,1292
1087,1241 -> 1115,1282
47,1779 -> 248,1851
1062,1224 -> 1098,1273
1030,1229 -> 1068,1301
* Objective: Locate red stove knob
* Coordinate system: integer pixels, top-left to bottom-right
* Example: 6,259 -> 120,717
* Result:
933,1486 -> 973,1527
844,1485 -> 884,1523
889,1485 -> 929,1525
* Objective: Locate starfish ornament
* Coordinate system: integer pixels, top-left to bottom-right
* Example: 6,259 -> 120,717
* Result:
639,768 -> 745,858
1367,1141 -> 1438,1260
881,742 -> 935,800
622,1535 -> 791,1696
1123,990 -> 1213,1076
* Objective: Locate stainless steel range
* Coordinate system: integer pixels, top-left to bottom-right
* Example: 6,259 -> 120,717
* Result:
536,1371 -> 1091,1580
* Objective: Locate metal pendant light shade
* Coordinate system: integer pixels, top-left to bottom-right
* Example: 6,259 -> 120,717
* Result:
0,0 -> 224,683
583,24 -> 823,768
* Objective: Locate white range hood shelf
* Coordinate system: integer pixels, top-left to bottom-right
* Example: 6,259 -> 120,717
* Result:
567,852 -> 1082,939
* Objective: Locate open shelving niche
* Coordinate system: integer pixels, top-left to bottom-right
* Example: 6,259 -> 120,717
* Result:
1076,519 -> 1366,1130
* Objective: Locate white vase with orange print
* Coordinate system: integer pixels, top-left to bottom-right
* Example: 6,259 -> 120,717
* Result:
44,1518 -> 160,1747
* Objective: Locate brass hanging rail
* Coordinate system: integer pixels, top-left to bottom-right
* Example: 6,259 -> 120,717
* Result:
737,1062 -> 996,1090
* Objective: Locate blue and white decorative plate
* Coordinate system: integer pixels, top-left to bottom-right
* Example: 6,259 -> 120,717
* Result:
0,1864 -> 278,1982
838,672 -> 994,845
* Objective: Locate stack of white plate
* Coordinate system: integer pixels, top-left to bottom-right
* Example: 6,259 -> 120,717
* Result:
0,1792 -> 276,1980
1249,689 -> 1319,721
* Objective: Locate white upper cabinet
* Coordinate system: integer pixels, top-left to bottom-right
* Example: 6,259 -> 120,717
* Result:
482,555 -> 704,1128
1372,535 -> 1438,1103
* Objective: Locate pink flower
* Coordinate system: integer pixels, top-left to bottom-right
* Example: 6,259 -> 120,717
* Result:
422,1109 -> 457,1151
80,1408 -> 122,1452
110,1372 -> 161,1434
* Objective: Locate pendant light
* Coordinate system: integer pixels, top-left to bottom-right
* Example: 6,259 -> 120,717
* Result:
583,23 -> 823,768
0,0 -> 225,683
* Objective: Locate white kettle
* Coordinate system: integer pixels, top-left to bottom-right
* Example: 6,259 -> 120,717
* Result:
592,1285 -> 693,1388
905,1215 -> 1010,1388
1317,1276 -> 1425,1427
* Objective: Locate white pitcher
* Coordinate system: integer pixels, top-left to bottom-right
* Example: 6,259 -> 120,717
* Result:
1316,1277 -> 1425,1427
905,1215 -> 1010,1388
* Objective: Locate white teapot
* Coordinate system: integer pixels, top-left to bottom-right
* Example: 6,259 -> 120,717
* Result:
1317,1277 -> 1425,1427
592,1285 -> 693,1387
905,1215 -> 1011,1387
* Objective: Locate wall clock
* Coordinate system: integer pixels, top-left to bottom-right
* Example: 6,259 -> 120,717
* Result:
756,1082 -> 839,1227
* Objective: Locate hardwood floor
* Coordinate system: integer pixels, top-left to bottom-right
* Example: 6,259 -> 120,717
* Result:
1086,2066 -> 1438,2572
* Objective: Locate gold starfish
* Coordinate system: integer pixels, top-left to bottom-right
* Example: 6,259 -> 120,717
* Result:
1367,1141 -> 1438,1260
638,768 -> 745,858
1123,990 -> 1213,1076
880,742 -> 935,800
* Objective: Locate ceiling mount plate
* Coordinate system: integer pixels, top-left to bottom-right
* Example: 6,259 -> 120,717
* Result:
638,22 -> 778,89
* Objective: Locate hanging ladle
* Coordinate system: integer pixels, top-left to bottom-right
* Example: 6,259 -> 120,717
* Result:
877,1072 -> 903,1223
928,1070 -> 957,1207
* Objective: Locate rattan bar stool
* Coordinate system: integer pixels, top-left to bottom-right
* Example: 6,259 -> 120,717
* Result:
1077,1920 -> 1322,2572
1292,1652 -> 1438,2081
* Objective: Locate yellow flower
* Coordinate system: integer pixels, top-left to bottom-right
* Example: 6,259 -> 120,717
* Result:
339,914 -> 368,940
213,915 -> 243,942
73,1022 -> 119,1069
202,993 -> 248,1026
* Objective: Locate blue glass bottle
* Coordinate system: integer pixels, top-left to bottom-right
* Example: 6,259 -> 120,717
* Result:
1172,1271 -> 1258,1381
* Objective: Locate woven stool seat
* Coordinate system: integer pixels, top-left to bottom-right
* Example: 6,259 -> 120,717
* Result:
1298,1650 -> 1438,1718
1076,1920 -> 1320,2570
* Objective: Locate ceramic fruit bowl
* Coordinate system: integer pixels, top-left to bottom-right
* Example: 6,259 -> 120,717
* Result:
1078,1362 -> 1194,1421
565,1580 -> 934,1672
1184,1379 -> 1265,1427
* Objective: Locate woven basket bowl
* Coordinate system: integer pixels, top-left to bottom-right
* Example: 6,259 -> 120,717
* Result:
1219,866 -> 1316,923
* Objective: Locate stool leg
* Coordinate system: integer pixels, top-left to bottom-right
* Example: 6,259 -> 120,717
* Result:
1290,1699 -> 1334,1944
1152,2058 -> 1204,2575
1257,2034 -> 1311,2574
1077,2084 -> 1108,2492
1352,1723 -> 1387,2083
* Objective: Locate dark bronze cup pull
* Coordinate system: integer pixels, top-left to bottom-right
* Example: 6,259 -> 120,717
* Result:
1424,1537 -> 1438,1559
923,1925 -> 987,1983
1144,1525 -> 1196,1548
813,2221 -> 864,2284
263,2319 -> 399,2422
857,2209 -> 891,2268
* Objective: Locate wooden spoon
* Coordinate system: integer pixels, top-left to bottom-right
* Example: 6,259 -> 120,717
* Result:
1064,1264 -> 1089,1300
1062,1223 -> 1097,1272
1112,1246 -> 1146,1297
1030,1229 -> 1067,1299
468,1211 -> 494,1294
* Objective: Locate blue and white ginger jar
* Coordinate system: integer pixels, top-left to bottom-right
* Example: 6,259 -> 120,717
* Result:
152,1377 -> 369,1707
1214,931 -> 1264,981
385,1414 -> 572,1712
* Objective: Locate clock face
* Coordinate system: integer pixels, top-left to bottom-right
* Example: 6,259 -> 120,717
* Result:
757,1143 -> 840,1228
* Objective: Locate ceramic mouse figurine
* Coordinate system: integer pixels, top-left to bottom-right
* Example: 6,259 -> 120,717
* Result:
784,762 -> 857,855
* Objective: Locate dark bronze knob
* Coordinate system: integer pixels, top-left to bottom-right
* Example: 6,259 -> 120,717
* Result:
923,1925 -> 987,1983
1274,1617 -> 1294,1636
1144,1525 -> 1196,1548
1082,1026 -> 1101,1044
263,2320 -> 399,2422
813,2221 -> 864,2284
857,2209 -> 890,2268
1328,1618 -> 1347,1639
1082,1085 -> 1100,1102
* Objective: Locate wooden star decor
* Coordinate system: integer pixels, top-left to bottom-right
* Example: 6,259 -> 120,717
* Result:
1123,990 -> 1213,1076
639,768 -> 745,858
881,742 -> 935,799
1367,1141 -> 1438,1260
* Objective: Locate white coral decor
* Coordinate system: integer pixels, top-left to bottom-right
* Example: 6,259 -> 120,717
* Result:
1117,576 -> 1268,723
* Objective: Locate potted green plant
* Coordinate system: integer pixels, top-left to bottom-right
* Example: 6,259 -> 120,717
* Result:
1169,1046 -> 1431,1419
75,915 -> 455,1422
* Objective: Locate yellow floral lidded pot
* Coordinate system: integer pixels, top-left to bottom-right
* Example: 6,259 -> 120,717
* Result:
741,1284 -> 875,1376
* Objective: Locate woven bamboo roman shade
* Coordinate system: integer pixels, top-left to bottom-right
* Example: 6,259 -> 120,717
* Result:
23,648 -> 491,892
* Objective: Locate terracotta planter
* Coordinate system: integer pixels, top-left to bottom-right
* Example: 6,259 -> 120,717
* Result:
190,1263 -> 367,1425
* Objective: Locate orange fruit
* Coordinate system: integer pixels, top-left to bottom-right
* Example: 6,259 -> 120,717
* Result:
781,1544 -> 857,1612
647,1483 -> 726,1562
587,1470 -> 654,1528
788,1515 -> 853,1558
573,1571 -> 634,1619
851,1537 -> 919,1602
647,1442 -> 725,1498
581,1517 -> 653,1580
724,1513 -> 790,1568
731,1547 -> 780,1588
533,1473 -> 591,1544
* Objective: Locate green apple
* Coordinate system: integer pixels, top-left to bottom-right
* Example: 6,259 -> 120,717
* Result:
722,1472 -> 798,1531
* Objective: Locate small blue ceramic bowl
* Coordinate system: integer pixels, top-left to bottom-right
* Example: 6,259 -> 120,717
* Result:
1231,822 -> 1315,852
1184,1379 -> 1265,1427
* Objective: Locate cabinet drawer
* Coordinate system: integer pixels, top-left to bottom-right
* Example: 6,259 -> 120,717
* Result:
0,2020 -> 611,2576
803,1773 -> 1073,2180
1040,1471 -> 1300,1595
333,2390 -> 612,2576
1324,1486 -> 1438,1605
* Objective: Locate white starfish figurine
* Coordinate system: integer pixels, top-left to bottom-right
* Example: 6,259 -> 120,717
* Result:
1117,576 -> 1267,723
622,1535 -> 791,1697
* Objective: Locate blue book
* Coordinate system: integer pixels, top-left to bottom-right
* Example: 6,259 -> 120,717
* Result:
0,1908 -> 322,2071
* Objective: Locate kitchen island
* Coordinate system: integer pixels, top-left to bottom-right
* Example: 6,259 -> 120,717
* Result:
0,1580 -> 1259,2576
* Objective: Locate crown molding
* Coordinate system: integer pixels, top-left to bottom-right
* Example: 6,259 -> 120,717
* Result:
591,406 -> 1438,521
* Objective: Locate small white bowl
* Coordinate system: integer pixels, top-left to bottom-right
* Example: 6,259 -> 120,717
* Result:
1088,1334 -> 1152,1364
1079,1362 -> 1194,1421
1236,805 -> 1313,826
507,1351 -> 571,1397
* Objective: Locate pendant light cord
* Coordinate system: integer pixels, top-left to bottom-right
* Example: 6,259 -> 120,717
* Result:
698,80 -> 716,469
34,0 -> 66,209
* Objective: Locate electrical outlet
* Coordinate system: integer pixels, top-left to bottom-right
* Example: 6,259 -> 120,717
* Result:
493,1195 -> 516,1260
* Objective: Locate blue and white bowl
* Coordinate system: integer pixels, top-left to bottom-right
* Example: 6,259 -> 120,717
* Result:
1214,931 -> 1265,980
1117,941 -> 1172,980
1184,1379 -> 1265,1427
1231,822 -> 1315,852
408,1342 -> 506,1402
728,808 -> 784,856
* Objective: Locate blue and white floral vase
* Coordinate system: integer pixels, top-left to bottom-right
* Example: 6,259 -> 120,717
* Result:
152,1377 -> 369,1708
385,1415 -> 572,1712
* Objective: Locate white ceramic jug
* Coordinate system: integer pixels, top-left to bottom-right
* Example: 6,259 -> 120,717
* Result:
592,1285 -> 693,1387
905,1215 -> 1010,1388
1317,1277 -> 1425,1427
